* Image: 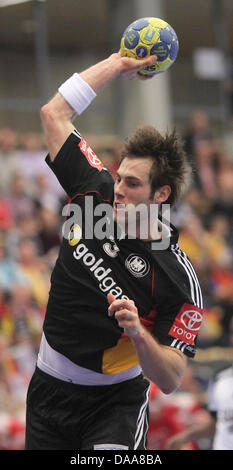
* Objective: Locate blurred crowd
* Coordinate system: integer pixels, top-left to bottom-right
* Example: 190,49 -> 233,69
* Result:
0,110 -> 232,449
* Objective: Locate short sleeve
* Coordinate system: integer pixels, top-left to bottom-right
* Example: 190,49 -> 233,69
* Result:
45,129 -> 114,202
152,257 -> 204,358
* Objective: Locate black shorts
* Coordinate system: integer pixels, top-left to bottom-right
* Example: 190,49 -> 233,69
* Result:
25,367 -> 150,450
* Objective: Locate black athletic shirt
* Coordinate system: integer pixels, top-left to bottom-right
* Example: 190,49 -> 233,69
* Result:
43,130 -> 204,374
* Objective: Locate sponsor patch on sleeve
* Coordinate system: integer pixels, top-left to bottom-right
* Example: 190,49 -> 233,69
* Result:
169,303 -> 203,345
78,138 -> 104,172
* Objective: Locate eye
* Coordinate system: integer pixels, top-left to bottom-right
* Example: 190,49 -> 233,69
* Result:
128,181 -> 139,188
115,175 -> 121,184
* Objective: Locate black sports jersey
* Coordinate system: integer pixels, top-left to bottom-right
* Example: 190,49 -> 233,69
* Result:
43,130 -> 204,374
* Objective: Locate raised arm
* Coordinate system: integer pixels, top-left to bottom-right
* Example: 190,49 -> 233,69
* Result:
40,52 -> 157,161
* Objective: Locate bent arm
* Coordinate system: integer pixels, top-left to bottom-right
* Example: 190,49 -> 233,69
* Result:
40,52 -> 157,161
131,329 -> 187,394
107,294 -> 187,394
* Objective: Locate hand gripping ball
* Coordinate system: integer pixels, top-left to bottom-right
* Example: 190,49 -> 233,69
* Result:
120,17 -> 179,76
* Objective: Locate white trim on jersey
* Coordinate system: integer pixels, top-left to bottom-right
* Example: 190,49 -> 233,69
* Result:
134,387 -> 150,450
171,244 -> 203,309
181,248 -> 203,308
72,128 -> 82,139
170,338 -> 187,352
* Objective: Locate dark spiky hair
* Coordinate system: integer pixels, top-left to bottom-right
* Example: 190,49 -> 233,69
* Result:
121,124 -> 191,206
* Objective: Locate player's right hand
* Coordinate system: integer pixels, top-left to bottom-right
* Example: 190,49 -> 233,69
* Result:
113,51 -> 157,80
107,293 -> 143,338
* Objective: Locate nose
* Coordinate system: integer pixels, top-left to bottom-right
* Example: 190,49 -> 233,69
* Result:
114,179 -> 125,199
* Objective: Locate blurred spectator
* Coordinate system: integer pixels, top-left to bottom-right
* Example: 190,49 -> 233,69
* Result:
164,321 -> 233,450
0,284 -> 14,343
205,215 -> 232,268
178,208 -> 233,349
211,166 -> 233,223
223,116 -> 233,163
147,366 -> 210,450
0,333 -> 35,450
0,128 -> 21,193
8,285 -> 43,346
170,199 -> 194,230
0,196 -> 14,231
16,238 -> 50,310
183,110 -> 213,165
17,131 -> 65,199
209,268 -> 233,305
32,173 -> 61,214
193,139 -> 218,199
17,131 -> 47,192
0,234 -> 29,294
37,207 -> 61,256
6,215 -> 41,260
6,173 -> 36,224
179,214 -> 232,270
178,214 -> 210,271
0,122 -> 232,450
183,187 -> 212,220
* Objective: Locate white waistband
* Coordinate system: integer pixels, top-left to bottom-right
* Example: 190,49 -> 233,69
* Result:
37,333 -> 141,386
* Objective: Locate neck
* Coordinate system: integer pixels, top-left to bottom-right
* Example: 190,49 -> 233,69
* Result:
124,218 -> 162,241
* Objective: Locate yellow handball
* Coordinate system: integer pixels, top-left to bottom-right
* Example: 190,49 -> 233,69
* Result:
120,17 -> 179,76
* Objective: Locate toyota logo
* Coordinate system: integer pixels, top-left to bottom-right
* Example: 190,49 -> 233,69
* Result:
181,310 -> 203,331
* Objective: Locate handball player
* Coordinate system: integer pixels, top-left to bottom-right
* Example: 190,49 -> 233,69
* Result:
25,52 -> 204,450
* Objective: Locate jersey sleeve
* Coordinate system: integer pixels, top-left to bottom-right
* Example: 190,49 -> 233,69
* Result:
45,129 -> 114,202
153,254 -> 204,358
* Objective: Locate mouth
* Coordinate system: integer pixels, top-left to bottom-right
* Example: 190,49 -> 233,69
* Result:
114,202 -> 126,211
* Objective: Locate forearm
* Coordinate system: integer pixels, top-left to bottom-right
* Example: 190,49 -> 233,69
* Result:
131,327 -> 187,394
41,52 -> 156,160
79,51 -> 156,91
40,54 -> 122,160
79,54 -> 123,93
43,51 -> 148,119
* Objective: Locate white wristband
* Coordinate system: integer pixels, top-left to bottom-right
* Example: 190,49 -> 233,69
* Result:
58,73 -> 97,115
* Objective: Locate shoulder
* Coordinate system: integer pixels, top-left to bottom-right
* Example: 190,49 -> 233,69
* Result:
151,242 -> 203,309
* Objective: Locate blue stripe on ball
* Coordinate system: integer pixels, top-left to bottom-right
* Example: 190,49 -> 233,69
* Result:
169,41 -> 179,60
130,18 -> 149,31
124,30 -> 140,49
159,28 -> 173,44
151,42 -> 169,61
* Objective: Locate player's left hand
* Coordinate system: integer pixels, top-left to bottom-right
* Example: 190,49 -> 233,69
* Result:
107,293 -> 143,338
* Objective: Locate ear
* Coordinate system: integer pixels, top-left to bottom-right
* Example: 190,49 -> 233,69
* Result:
153,185 -> 171,204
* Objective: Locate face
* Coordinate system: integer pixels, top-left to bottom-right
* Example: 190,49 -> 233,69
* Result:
113,157 -> 155,237
113,157 -> 171,238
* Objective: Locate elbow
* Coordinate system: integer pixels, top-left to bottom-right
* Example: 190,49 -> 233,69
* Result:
157,376 -> 183,395
160,384 -> 177,395
40,103 -> 56,127
149,378 -> 178,395
40,104 -> 59,137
